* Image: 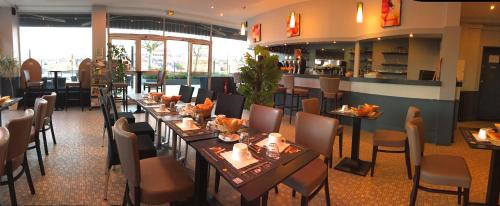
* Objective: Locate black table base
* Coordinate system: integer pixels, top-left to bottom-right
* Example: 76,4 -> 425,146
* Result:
334,158 -> 372,176
133,104 -> 145,113
486,150 -> 500,206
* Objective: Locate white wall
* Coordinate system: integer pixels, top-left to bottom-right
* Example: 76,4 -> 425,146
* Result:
372,38 -> 408,71
0,7 -> 19,58
92,6 -> 107,60
248,0 -> 451,45
407,38 -> 441,80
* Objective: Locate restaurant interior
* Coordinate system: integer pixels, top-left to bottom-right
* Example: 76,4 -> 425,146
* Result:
0,0 -> 499,205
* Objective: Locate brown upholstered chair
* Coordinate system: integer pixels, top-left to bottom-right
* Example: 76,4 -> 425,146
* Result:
283,75 -> 309,123
143,70 -> 166,92
273,85 -> 286,112
302,98 -> 344,167
283,112 -> 338,206
21,58 -> 44,109
319,77 -> 342,113
214,104 -> 284,193
65,59 -> 91,111
40,92 -> 57,156
2,110 -> 36,205
370,106 -> 420,178
406,117 -> 471,206
27,98 -> 48,176
113,118 -> 194,205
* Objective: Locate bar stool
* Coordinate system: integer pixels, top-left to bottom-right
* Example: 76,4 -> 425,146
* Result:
273,85 -> 286,112
283,75 -> 309,123
319,77 -> 342,114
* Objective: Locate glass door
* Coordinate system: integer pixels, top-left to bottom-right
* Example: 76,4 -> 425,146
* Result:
165,40 -> 189,95
191,44 -> 210,95
141,40 -> 164,71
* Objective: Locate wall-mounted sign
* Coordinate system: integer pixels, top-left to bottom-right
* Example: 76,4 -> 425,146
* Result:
287,13 -> 300,37
381,0 -> 401,27
252,24 -> 261,43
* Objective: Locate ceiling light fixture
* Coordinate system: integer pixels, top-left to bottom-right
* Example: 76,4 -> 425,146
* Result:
210,5 -> 215,9
333,41 -> 337,44
409,33 -> 414,38
167,10 -> 174,16
356,2 -> 363,23
490,5 -> 495,10
289,12 -> 296,28
377,37 -> 381,40
240,22 -> 247,35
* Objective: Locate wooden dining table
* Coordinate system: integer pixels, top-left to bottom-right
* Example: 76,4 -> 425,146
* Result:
460,127 -> 500,206
0,97 -> 22,126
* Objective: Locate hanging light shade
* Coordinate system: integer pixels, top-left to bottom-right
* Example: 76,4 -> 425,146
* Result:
356,2 -> 363,23
240,22 -> 246,35
289,12 -> 296,28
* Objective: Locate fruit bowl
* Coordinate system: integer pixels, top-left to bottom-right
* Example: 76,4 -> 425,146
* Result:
161,95 -> 181,105
215,117 -> 243,133
194,98 -> 214,118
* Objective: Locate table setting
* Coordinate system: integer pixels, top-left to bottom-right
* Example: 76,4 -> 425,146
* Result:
331,103 -> 381,118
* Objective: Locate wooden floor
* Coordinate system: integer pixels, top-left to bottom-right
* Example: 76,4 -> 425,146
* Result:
0,105 -> 496,205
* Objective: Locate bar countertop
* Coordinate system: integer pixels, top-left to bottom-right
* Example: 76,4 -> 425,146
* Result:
283,73 -> 442,86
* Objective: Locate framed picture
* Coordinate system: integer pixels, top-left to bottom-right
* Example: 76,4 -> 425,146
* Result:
381,0 -> 402,27
287,13 -> 300,37
252,24 -> 261,43
91,86 -> 100,97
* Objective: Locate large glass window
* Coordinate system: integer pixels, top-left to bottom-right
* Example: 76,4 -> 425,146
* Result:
110,39 -> 136,69
191,44 -> 209,74
141,40 -> 164,71
212,37 -> 248,76
19,27 -> 92,78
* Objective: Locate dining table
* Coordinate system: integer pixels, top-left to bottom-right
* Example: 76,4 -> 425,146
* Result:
0,97 -> 22,126
328,109 -> 382,176
460,127 -> 500,206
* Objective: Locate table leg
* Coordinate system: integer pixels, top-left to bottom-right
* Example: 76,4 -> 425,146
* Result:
486,150 -> 500,206
156,119 -> 162,149
194,150 -> 209,205
334,117 -> 372,176
0,111 -> 2,126
172,131 -> 178,159
135,71 -> 142,93
53,71 -> 63,111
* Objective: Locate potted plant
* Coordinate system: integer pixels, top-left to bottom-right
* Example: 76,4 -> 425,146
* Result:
0,55 -> 20,97
107,43 -> 127,83
238,45 -> 282,109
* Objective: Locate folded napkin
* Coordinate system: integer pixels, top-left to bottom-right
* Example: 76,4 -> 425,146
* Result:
220,151 -> 259,170
255,138 -> 290,153
175,122 -> 200,131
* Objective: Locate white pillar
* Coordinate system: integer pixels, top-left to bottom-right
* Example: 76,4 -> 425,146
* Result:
92,6 -> 107,60
439,3 -> 461,100
353,41 -> 360,77
0,7 -> 19,59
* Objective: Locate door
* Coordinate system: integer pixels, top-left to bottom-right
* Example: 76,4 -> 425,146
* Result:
478,47 -> 500,120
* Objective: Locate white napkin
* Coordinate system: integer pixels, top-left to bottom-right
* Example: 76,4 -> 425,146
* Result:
175,122 -> 200,131
255,138 -> 290,153
220,151 -> 259,170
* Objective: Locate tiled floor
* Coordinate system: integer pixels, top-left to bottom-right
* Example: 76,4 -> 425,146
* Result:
0,106 -> 496,205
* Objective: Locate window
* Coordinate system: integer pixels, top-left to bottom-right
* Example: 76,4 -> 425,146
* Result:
141,40 -> 164,71
212,37 -> 248,76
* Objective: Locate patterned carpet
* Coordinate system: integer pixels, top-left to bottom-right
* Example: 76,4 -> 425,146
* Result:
0,106 -> 496,206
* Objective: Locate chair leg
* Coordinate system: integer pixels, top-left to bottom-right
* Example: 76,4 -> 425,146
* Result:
214,171 -> 221,193
292,189 -> 296,197
463,188 -> 470,206
300,195 -> 308,206
183,144 -> 188,166
50,120 -> 57,144
458,187 -> 463,204
328,154 -> 333,168
324,176 -> 331,206
42,129 -> 49,156
261,191 -> 269,206
35,139 -> 46,176
122,183 -> 128,206
23,155 -> 36,195
409,168 -> 420,206
338,130 -> 343,158
404,140 -> 412,179
371,146 -> 378,177
6,162 -> 17,206
103,166 -> 111,200
274,186 -> 279,194
289,93 -> 294,124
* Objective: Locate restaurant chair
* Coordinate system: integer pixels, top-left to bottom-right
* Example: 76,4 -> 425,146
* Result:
282,112 -> 337,206
40,92 -> 57,156
179,85 -> 195,103
107,94 -> 154,142
2,110 -> 36,206
319,77 -> 342,114
214,94 -> 245,118
99,88 -> 136,145
113,117 -> 193,205
283,75 -> 309,123
65,69 -> 90,111
105,71 -> 129,111
302,98 -> 344,166
143,70 -> 166,92
100,101 -> 157,200
195,88 -> 215,105
406,117 -> 471,206
27,98 -> 48,176
370,106 -> 420,179
214,104 -> 284,193
21,58 -> 45,109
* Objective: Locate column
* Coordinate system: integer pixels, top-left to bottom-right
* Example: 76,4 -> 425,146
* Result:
92,6 -> 107,60
353,41 -> 360,77
0,7 -> 19,58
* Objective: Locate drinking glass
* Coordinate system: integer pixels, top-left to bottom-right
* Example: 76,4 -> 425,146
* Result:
266,142 -> 280,160
239,132 -> 249,145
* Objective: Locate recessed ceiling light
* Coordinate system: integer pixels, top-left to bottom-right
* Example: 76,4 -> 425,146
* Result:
377,37 -> 381,40
342,48 -> 345,51
219,12 -> 224,16
167,10 -> 174,16
409,33 -> 414,38
490,5 -> 495,10
321,48 -> 325,51
306,42 -> 309,45
333,41 -> 337,44
284,43 -> 287,46
210,5 -> 215,9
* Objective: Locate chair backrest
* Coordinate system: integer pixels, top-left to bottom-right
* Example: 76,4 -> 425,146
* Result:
0,127 -> 10,175
33,98 -> 48,134
21,58 -> 42,87
113,117 -> 141,188
232,72 -> 241,84
405,106 -> 421,123
214,94 -> 245,118
79,70 -> 91,89
178,85 -> 194,103
6,109 -> 34,163
248,104 -> 283,133
195,88 -> 215,105
302,98 -> 320,115
282,75 -> 294,89
42,92 -> 57,119
157,70 -> 166,85
295,112 -> 338,158
405,117 -> 425,166
23,70 -> 31,82
107,93 -> 120,121
319,77 -> 340,94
